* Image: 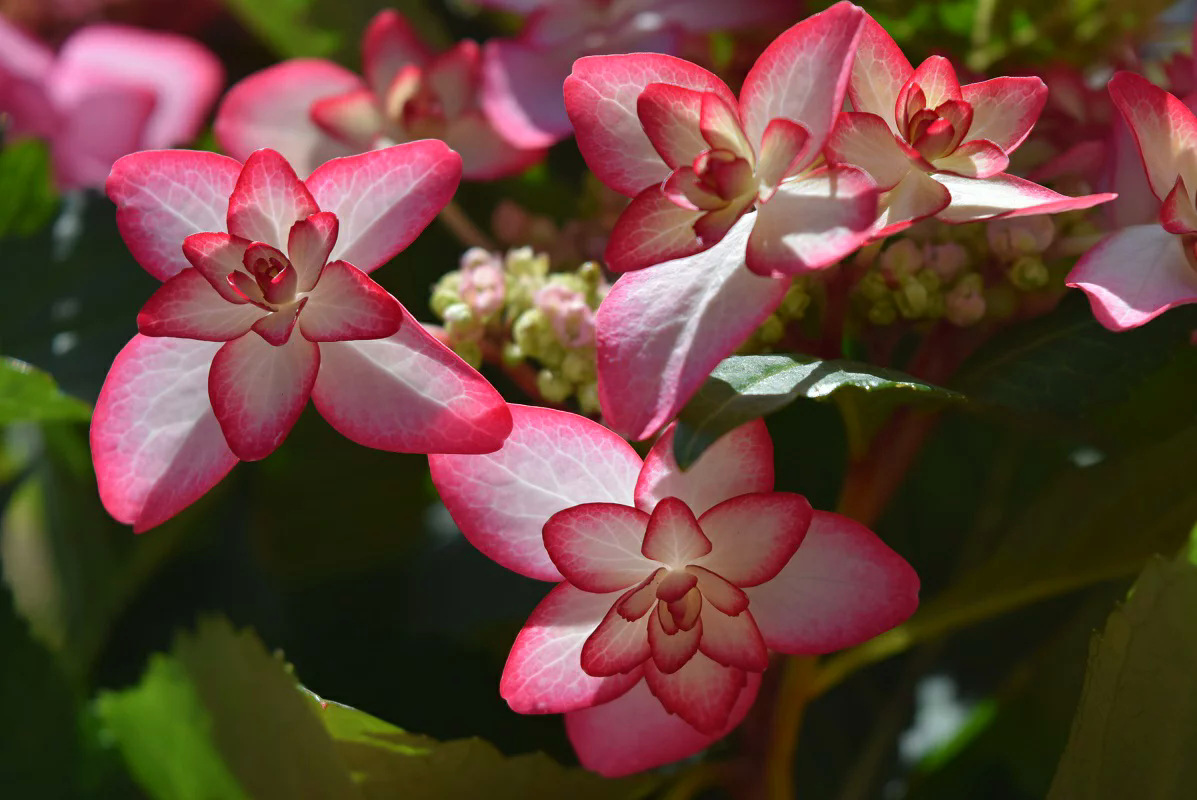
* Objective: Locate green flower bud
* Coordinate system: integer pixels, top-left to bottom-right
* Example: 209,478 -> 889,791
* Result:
915,268 -> 940,292
454,340 -> 483,369
1007,255 -> 1049,291
502,341 -> 524,366
537,369 -> 574,404
758,314 -> 785,344
430,272 -> 462,317
513,309 -> 550,354
856,271 -> 890,302
779,283 -> 811,319
443,303 -> 481,341
561,349 -> 596,383
577,382 -> 601,415
894,276 -> 929,319
867,297 -> 898,326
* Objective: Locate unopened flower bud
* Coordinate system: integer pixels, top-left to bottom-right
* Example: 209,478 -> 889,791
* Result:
780,283 -> 810,319
502,341 -> 524,366
513,309 -> 550,354
430,273 -> 462,317
561,350 -> 596,383
443,303 -> 481,341
535,283 -> 596,348
856,271 -> 889,302
880,238 -> 923,279
945,274 -> 986,326
758,314 -> 785,344
987,216 -> 1055,260
894,276 -> 929,319
868,297 -> 898,326
915,268 -> 940,292
505,246 -> 549,278
459,248 -> 505,318
454,340 -> 483,369
577,382 -> 601,415
923,242 -> 970,282
1007,255 -> 1049,291
537,369 -> 574,404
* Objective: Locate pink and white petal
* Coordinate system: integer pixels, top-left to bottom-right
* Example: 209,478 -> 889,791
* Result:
565,672 -> 761,777
208,332 -> 318,461
756,118 -> 811,199
931,173 -> 1115,224
1108,71 -> 1197,201
643,652 -> 747,734
0,16 -> 53,86
847,14 -> 913,130
931,139 -> 1009,179
297,260 -> 402,342
502,584 -> 641,714
907,56 -> 962,108
182,233 -> 252,302
287,212 -> 339,292
597,213 -> 789,441
746,511 -> 920,654
698,606 -> 768,672
693,492 -> 812,587
226,149 -> 319,248
746,166 -> 879,276
543,503 -> 654,593
426,41 -> 481,120
960,76 -> 1047,153
873,168 -> 951,236
107,150 -> 242,281
51,84 -> 157,190
91,335 -> 237,531
305,141 -> 462,273
137,269 -> 264,341
739,1 -> 866,151
312,308 -> 512,453
582,600 -> 653,677
310,89 -> 383,149
361,9 -> 433,97
214,59 -> 363,179
1066,224 -> 1197,331
604,186 -> 708,273
1162,178 -> 1197,234
826,111 -> 913,191
564,53 -> 738,197
49,24 -> 223,150
700,92 -> 753,161
441,111 -> 548,181
252,301 -> 304,346
642,497 -> 712,566
480,37 -> 577,149
428,404 -> 639,581
648,609 -> 702,673
636,82 -> 710,169
635,420 -> 775,517
689,566 -> 749,615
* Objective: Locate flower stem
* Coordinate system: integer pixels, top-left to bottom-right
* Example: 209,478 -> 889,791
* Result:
438,200 -> 496,251
762,655 -> 817,800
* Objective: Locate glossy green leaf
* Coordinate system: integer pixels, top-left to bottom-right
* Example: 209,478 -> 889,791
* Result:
95,617 -> 358,800
0,358 -> 91,424
674,353 -> 962,468
314,698 -> 653,800
0,139 -> 58,240
1047,542 -> 1197,799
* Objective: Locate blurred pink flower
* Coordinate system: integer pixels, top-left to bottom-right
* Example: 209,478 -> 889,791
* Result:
430,407 -> 918,777
0,18 -> 221,188
215,10 -> 544,182
1068,72 -> 1197,330
825,14 -> 1114,237
565,2 -> 879,439
93,143 -> 511,531
479,0 -> 794,147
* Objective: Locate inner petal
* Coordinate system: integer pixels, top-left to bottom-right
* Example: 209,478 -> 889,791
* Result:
641,497 -> 712,567
649,603 -> 703,674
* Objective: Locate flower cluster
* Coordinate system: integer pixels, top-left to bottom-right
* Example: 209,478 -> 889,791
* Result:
431,246 -> 609,412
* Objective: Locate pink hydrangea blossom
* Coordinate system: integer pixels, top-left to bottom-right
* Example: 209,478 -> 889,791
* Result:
825,14 -> 1114,237
479,0 -> 793,148
429,406 -> 919,777
1067,72 -> 1197,330
0,18 -> 222,189
214,10 -> 545,182
535,283 -> 595,348
564,1 -> 879,439
92,143 -> 512,531
459,247 -> 507,318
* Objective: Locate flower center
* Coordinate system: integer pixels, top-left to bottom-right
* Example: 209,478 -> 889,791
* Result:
897,83 -> 973,162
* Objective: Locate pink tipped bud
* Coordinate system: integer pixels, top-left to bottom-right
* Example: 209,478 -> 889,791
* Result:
880,238 -> 924,281
535,283 -> 595,349
987,216 -> 1055,260
923,242 -> 970,282
459,248 -> 506,318
945,274 -> 986,326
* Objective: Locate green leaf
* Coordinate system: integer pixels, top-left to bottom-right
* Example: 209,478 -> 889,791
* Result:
951,297 -> 1197,424
0,140 -> 58,240
314,697 -> 653,800
0,358 -> 91,424
674,353 -> 962,468
95,616 -> 358,800
220,0 -> 342,58
1046,542 -> 1197,799
816,422 -> 1197,694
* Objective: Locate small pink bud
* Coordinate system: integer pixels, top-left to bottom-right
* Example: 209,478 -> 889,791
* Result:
987,216 -> 1055,260
945,274 -> 986,326
459,248 -> 506,318
880,238 -> 923,281
923,242 -> 970,282
535,283 -> 595,349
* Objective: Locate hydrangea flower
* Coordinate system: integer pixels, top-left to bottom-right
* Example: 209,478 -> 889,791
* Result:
93,143 -> 512,531
826,14 -> 1114,236
0,19 -> 222,188
214,10 -> 543,181
429,406 -> 919,776
564,1 -> 880,439
1067,72 -> 1197,329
